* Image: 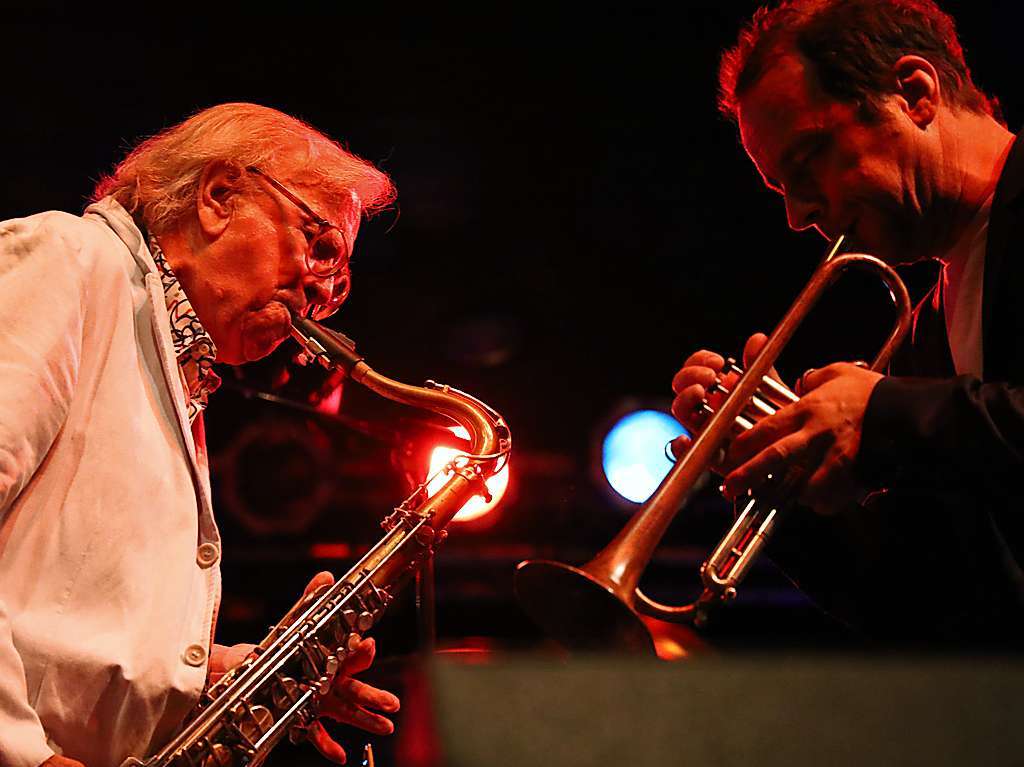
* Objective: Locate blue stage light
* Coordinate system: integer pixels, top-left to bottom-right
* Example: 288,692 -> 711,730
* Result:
602,410 -> 687,504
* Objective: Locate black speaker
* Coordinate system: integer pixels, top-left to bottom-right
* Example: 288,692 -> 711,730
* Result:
429,655 -> 1024,766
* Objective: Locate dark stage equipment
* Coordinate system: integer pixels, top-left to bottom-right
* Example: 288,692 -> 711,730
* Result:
428,656 -> 1024,767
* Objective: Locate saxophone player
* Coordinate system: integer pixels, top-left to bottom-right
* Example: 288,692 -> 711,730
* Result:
0,104 -> 399,767
672,0 -> 1024,644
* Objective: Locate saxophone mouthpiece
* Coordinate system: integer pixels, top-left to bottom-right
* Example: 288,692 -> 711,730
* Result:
289,315 -> 364,373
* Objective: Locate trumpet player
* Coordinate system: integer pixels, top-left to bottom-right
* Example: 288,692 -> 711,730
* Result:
0,104 -> 400,767
672,0 -> 1024,642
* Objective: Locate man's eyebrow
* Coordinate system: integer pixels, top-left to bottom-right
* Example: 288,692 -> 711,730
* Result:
759,129 -> 826,193
779,129 -> 826,174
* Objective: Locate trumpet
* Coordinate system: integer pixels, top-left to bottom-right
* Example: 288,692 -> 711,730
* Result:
124,317 -> 511,767
515,237 -> 912,653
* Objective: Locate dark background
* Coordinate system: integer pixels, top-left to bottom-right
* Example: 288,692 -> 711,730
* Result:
2,3 -> 1020,761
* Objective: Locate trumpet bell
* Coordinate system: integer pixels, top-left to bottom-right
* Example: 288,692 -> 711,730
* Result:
514,560 -> 655,654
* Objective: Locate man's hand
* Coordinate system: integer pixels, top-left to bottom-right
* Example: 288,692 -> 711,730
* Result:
721,337 -> 882,515
40,757 -> 85,767
671,334 -> 882,515
209,572 -> 401,765
670,333 -> 782,462
299,572 -> 401,765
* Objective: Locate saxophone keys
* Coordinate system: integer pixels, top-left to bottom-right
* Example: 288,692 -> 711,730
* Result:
356,611 -> 374,632
316,675 -> 332,696
201,743 -> 235,767
346,633 -> 363,652
271,676 -> 300,709
325,655 -> 340,675
415,526 -> 435,546
342,608 -> 358,629
237,704 -> 274,741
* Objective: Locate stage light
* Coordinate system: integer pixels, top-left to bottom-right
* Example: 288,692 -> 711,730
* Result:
601,409 -> 686,504
427,426 -> 509,524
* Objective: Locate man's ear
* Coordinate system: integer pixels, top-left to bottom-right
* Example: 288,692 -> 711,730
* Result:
893,55 -> 940,129
196,161 -> 244,238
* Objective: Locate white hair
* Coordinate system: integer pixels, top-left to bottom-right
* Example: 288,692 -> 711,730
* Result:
92,102 -> 395,233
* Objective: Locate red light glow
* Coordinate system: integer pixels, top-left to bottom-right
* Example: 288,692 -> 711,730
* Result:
426,427 -> 509,523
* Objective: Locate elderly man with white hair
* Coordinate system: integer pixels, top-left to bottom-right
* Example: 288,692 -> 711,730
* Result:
0,103 -> 400,767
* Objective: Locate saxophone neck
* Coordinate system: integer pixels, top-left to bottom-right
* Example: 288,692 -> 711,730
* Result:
289,315 -> 511,460
290,315 -> 364,374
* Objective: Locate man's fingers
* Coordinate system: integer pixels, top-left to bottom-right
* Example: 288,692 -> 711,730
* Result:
682,349 -> 725,371
223,643 -> 256,670
669,434 -> 691,460
723,432 -> 810,500
333,677 -> 401,714
671,364 -> 718,395
308,721 -> 348,764
671,384 -> 710,426
742,332 -> 787,383
320,698 -> 396,736
338,636 -> 376,676
799,362 -> 850,393
726,406 -> 802,470
741,333 -> 769,368
304,571 -> 335,599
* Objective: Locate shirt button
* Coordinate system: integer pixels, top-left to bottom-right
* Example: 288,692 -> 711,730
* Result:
196,542 -> 220,568
183,644 -> 207,667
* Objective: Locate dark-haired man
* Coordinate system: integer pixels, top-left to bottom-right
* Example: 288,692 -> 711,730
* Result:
672,0 -> 1024,642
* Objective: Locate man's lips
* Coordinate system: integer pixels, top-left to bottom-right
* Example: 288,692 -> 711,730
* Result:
239,301 -> 294,360
271,295 -> 307,322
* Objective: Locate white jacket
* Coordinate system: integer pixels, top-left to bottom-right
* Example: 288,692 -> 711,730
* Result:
0,199 -> 221,767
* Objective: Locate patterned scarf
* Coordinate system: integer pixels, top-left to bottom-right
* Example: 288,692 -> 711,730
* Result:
148,235 -> 222,423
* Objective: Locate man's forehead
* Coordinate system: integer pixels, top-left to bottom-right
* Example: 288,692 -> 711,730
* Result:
293,180 -> 362,228
736,53 -> 825,177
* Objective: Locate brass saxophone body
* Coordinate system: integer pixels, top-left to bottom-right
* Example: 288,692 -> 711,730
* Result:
123,317 -> 511,767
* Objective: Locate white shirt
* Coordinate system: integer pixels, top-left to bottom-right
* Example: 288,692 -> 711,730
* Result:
0,200 -> 221,767
942,195 -> 993,378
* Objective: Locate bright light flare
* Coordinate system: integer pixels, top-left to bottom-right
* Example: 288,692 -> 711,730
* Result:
426,426 -> 509,523
602,410 -> 687,504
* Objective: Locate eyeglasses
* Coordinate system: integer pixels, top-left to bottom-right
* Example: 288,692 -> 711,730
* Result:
247,166 -> 353,320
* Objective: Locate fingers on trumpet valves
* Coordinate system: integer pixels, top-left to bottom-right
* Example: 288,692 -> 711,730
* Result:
684,356 -> 799,439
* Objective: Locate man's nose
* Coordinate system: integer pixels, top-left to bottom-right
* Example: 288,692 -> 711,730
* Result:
784,192 -> 824,232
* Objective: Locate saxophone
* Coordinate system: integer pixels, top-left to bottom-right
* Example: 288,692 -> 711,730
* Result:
123,317 -> 511,767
